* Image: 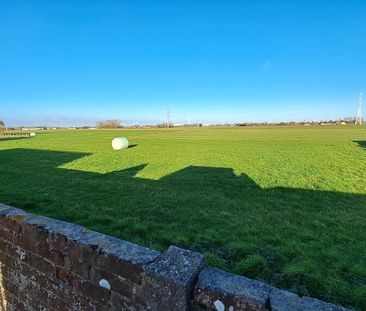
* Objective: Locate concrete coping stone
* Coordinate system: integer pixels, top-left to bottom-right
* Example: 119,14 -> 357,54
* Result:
145,246 -> 204,285
270,287 -> 354,311
194,268 -> 271,311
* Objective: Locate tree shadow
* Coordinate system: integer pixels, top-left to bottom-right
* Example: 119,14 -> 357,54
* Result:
354,140 -> 366,149
0,148 -> 365,309
0,137 -> 29,142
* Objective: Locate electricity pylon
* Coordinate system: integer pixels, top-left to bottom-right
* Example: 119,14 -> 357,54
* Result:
355,91 -> 363,125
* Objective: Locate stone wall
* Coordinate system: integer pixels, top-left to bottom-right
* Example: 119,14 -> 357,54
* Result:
0,203 -> 352,311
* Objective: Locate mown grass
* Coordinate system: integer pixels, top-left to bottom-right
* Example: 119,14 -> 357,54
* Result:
0,126 -> 365,309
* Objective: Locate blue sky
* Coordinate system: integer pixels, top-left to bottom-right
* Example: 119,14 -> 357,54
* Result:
1,0 -> 365,126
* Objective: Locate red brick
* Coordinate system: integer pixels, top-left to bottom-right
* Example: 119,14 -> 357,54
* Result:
48,234 -> 69,253
73,276 -> 111,303
26,252 -> 55,275
90,266 -> 146,305
1,216 -> 24,233
96,254 -> 143,284
55,266 -> 74,285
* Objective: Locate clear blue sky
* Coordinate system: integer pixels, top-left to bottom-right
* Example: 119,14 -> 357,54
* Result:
1,0 -> 365,126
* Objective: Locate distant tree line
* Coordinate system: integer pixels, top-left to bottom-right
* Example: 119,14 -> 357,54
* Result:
157,122 -> 174,128
0,120 -> 5,129
234,118 -> 359,127
96,120 -> 122,129
180,123 -> 203,127
157,122 -> 203,128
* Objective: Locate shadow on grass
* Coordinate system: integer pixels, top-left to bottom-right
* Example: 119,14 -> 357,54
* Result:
0,148 -> 365,309
0,137 -> 30,142
354,140 -> 366,149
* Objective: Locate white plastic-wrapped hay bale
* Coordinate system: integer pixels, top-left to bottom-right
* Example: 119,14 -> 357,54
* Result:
112,137 -> 129,150
30,133 -> 36,137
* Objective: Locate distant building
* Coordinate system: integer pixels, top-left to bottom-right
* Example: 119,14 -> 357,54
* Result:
21,127 -> 44,131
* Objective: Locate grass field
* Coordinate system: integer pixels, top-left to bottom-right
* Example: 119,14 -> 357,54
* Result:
1,126 -> 365,309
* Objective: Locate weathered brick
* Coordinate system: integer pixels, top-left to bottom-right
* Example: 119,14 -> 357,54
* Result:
0,225 -> 15,243
0,238 -> 23,260
5,295 -> 36,311
11,229 -> 65,266
96,254 -> 144,284
55,266 -> 74,285
0,251 -> 21,270
73,275 -> 111,303
65,241 -> 96,278
0,207 -> 26,233
109,291 -> 147,311
90,266 -> 146,305
48,233 -> 69,253
21,223 -> 49,246
26,251 -> 55,275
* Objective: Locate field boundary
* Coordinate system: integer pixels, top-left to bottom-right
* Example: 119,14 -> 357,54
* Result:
0,203 -> 353,311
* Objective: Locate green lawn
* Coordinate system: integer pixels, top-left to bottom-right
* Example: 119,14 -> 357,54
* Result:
1,126 -> 365,309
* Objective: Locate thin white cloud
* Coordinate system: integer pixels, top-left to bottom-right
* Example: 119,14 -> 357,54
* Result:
262,61 -> 272,71
2,113 -> 165,127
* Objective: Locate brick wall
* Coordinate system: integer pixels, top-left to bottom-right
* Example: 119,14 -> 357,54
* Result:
0,203 -> 352,311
